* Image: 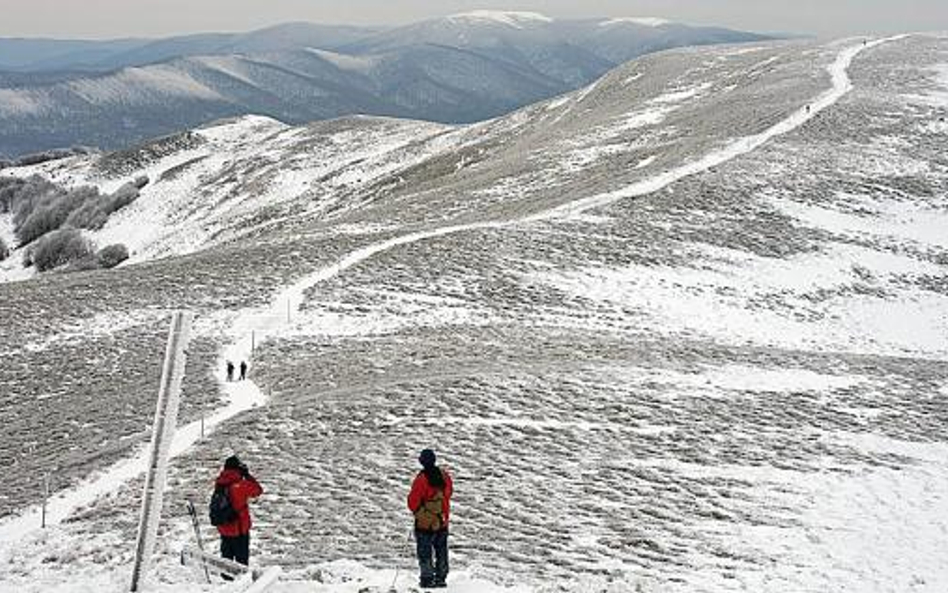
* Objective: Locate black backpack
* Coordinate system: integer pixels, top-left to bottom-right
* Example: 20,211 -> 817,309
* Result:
209,485 -> 238,526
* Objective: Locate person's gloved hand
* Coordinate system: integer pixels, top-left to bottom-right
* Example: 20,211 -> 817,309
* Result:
239,463 -> 251,479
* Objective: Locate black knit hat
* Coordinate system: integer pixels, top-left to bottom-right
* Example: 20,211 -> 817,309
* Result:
419,449 -> 436,468
224,455 -> 242,470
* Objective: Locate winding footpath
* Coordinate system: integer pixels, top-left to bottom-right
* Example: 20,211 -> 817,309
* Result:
0,36 -> 903,545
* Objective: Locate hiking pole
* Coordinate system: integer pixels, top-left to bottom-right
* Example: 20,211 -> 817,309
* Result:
389,567 -> 400,592
186,500 -> 212,584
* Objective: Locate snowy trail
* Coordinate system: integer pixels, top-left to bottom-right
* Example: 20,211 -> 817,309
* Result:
526,36 -> 906,221
0,37 -> 900,546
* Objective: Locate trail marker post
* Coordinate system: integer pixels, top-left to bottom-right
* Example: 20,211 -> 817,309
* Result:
41,474 -> 49,529
130,311 -> 193,592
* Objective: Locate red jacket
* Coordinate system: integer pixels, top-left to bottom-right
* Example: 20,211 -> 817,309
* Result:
215,469 -> 263,537
408,469 -> 453,528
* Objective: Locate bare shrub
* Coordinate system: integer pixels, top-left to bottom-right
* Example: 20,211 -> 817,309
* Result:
31,228 -> 95,272
0,237 -> 8,262
96,244 -> 129,269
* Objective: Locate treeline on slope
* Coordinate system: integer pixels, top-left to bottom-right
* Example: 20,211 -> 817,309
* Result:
0,174 -> 146,272
0,147 -> 97,171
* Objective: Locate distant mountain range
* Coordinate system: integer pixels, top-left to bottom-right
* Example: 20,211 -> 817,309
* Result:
0,11 -> 773,157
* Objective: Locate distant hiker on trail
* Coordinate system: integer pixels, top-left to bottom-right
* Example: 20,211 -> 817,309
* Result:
226,361 -> 235,382
211,455 -> 263,576
239,360 -> 248,381
408,449 -> 453,589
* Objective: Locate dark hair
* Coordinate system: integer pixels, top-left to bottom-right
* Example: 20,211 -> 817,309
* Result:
224,455 -> 242,470
424,465 -> 445,489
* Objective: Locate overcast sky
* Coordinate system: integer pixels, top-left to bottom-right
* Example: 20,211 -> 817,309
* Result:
0,0 -> 944,39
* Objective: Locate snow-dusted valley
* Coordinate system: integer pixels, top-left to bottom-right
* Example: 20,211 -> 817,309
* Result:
1,32 -> 947,592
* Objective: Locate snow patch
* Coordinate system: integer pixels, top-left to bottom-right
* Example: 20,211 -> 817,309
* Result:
192,55 -> 258,87
66,65 -> 223,105
447,10 -> 553,29
616,107 -> 669,130
737,434 -> 948,592
544,94 -> 572,111
922,63 -> 948,106
0,88 -> 51,117
294,291 -> 496,338
305,48 -> 379,73
529,241 -> 948,358
773,192 -> 948,250
649,83 -> 711,104
635,155 -> 657,169
195,114 -> 288,144
19,309 -> 169,354
601,17 -> 672,28
683,364 -> 866,393
273,562 -> 530,592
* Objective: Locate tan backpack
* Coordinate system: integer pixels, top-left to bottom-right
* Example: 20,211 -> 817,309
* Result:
414,489 -> 445,531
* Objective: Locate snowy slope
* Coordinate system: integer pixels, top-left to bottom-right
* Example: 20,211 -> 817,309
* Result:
1,33 -> 947,593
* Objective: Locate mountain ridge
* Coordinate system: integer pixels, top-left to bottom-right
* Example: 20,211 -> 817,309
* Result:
0,14 -> 771,157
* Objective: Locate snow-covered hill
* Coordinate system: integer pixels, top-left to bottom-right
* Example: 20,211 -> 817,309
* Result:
1,32 -> 947,592
0,13 -> 768,157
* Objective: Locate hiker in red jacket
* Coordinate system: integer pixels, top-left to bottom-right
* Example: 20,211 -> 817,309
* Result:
407,449 -> 453,589
215,455 -> 263,571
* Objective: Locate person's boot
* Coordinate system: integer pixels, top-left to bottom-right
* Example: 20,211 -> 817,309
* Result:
432,578 -> 447,588
419,577 -> 435,589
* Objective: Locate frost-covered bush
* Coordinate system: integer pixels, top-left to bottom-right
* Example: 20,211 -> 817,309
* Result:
14,147 -> 95,167
64,203 -> 108,230
64,183 -> 140,230
0,176 -> 27,213
108,182 -> 140,212
0,237 -> 8,262
30,228 -> 95,272
2,174 -> 141,245
63,255 -> 101,273
17,186 -> 96,246
96,244 -> 129,269
11,176 -> 63,231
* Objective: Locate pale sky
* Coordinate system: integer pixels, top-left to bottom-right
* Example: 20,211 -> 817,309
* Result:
0,0 -> 944,39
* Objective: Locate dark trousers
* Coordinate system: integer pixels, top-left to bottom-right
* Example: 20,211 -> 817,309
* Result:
415,529 -> 448,585
220,533 -> 250,580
